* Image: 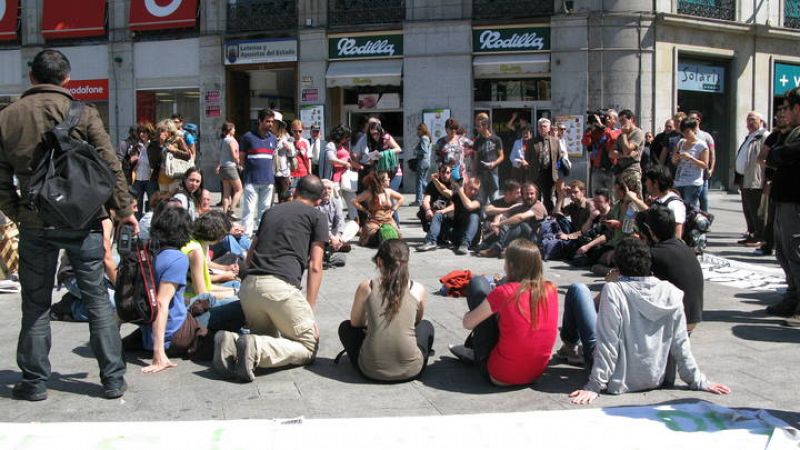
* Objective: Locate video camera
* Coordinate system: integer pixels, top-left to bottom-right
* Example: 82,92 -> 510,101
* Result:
586,109 -> 611,129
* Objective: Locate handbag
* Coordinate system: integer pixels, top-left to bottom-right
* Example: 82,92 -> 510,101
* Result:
340,169 -> 358,192
163,151 -> 193,179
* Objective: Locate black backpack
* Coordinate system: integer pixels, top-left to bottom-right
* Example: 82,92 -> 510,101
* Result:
658,195 -> 715,254
115,239 -> 159,324
27,101 -> 116,229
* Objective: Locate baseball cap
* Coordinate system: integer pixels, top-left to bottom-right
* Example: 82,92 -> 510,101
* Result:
311,124 -> 320,132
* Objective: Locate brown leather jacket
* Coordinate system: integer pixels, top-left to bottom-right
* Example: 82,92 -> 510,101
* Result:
0,84 -> 133,228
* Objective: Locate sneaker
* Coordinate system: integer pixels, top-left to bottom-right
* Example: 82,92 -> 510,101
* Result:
12,383 -> 47,402
738,236 -> 757,245
784,314 -> 800,327
417,242 -> 437,252
478,247 -> 500,258
448,344 -> 475,364
591,264 -> 612,277
454,244 -> 469,255
555,343 -> 584,366
235,334 -> 258,383
103,379 -> 127,399
212,331 -> 239,380
766,299 -> 799,317
753,248 -> 772,256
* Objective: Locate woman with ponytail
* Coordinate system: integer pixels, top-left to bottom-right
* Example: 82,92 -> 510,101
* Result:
449,238 -> 559,386
338,240 -> 434,382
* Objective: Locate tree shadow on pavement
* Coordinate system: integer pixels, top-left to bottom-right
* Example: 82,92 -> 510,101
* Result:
702,309 -> 800,344
0,369 -> 107,399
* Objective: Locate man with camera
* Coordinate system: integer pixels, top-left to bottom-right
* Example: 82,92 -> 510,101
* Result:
582,109 -> 620,195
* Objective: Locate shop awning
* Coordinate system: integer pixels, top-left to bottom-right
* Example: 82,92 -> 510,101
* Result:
326,59 -> 403,88
130,0 -> 199,32
0,0 -> 19,41
473,54 -> 550,78
42,0 -> 106,40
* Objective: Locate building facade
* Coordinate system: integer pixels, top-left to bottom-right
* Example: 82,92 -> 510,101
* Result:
0,0 -> 798,191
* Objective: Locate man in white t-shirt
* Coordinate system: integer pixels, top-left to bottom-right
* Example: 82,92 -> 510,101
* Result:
628,166 -> 686,239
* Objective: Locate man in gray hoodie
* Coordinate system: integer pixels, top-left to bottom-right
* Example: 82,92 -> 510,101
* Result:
567,238 -> 730,404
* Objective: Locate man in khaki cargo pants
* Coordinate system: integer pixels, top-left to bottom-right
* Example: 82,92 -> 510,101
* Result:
213,176 -> 327,382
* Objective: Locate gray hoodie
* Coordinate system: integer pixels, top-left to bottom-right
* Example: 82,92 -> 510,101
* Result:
585,276 -> 709,395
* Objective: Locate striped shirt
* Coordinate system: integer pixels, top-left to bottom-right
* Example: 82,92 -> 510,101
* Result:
240,130 -> 277,185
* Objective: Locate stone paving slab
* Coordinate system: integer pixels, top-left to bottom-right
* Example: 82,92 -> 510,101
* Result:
0,191 -> 797,426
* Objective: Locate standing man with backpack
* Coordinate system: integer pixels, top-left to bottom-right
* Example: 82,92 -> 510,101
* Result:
0,49 -> 138,401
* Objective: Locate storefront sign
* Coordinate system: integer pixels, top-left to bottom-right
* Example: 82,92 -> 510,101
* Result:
301,88 -> 319,103
65,79 -> 109,102
130,0 -> 198,31
473,26 -> 550,53
328,33 -> 403,60
677,63 -> 725,93
0,0 -> 19,41
42,0 -> 106,39
555,114 -> 584,158
773,62 -> 800,96
300,105 -> 324,140
205,89 -> 221,118
423,109 -> 451,142
225,39 -> 297,65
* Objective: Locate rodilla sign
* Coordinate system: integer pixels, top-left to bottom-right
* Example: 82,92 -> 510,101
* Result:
65,79 -> 109,102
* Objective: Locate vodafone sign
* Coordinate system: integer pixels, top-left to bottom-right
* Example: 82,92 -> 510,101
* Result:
0,0 -> 19,41
65,79 -> 109,102
129,0 -> 198,31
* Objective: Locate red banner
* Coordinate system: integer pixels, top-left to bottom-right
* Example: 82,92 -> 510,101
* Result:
65,79 -> 109,102
0,0 -> 19,41
129,0 -> 198,32
42,0 -> 106,40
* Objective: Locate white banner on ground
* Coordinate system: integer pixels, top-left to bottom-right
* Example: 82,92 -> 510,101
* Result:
0,401 -> 795,449
701,253 -> 787,292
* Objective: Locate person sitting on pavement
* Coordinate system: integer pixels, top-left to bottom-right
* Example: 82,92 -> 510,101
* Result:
484,179 -> 522,223
213,175 -> 327,383
478,182 -> 547,258
417,164 -> 453,233
417,176 -> 482,255
337,240 -> 434,382
209,220 -> 251,263
171,168 -> 203,221
626,166 -> 686,239
182,211 -> 238,301
318,179 -> 357,268
449,238 -> 559,386
123,204 -> 207,373
574,177 -> 641,274
552,179 -> 595,238
563,238 -> 731,404
353,171 -> 404,247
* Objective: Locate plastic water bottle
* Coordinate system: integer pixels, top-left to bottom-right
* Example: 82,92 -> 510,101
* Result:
622,204 -> 636,234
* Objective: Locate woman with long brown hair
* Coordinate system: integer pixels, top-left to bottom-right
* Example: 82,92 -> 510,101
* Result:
450,238 -> 559,386
337,239 -> 434,382
148,118 -> 192,192
352,170 -> 403,247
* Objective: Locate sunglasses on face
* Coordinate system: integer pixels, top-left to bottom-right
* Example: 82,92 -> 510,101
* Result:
292,129 -> 303,133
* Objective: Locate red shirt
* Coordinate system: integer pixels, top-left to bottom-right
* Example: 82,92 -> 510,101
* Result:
486,282 -> 559,385
291,138 -> 311,178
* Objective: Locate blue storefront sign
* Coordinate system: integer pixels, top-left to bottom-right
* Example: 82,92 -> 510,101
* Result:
774,63 -> 800,96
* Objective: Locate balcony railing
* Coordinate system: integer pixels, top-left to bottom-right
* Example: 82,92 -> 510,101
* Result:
328,0 -> 405,28
472,0 -> 554,21
786,0 -> 800,28
227,0 -> 298,34
677,0 -> 735,21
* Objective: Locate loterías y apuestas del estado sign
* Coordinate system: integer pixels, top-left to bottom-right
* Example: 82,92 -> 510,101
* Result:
473,26 -> 551,53
328,33 -> 404,60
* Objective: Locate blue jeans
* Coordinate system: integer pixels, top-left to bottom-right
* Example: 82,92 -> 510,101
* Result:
426,212 -> 480,248
699,179 -> 710,212
560,283 -> 597,365
130,180 -> 158,219
415,165 -> 430,204
677,185 -> 702,210
64,277 -> 115,322
17,228 -> 125,392
390,173 -> 403,223
210,234 -> 252,259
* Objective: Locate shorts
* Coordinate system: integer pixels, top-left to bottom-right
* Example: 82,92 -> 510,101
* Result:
219,165 -> 240,181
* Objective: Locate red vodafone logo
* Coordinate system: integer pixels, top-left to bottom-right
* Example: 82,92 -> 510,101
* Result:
144,0 -> 182,18
65,79 -> 109,102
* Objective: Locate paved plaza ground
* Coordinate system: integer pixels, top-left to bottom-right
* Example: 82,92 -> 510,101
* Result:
0,191 -> 797,427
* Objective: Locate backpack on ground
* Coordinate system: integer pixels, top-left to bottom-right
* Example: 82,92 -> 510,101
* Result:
115,238 -> 159,324
378,223 -> 399,243
659,196 -> 715,254
27,101 -> 116,229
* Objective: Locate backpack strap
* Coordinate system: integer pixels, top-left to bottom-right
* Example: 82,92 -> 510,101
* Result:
51,101 -> 84,147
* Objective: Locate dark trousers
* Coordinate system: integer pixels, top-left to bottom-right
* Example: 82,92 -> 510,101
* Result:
17,228 -> 125,391
764,197 -> 776,252
337,319 -> 435,382
491,222 -> 533,252
741,188 -> 763,238
775,202 -> 800,303
539,177 -> 555,213
465,276 -> 499,376
130,179 -> 158,219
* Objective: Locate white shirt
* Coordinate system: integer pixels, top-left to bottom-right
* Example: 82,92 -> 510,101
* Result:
509,138 -> 526,168
655,191 -> 686,225
309,137 -> 323,164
